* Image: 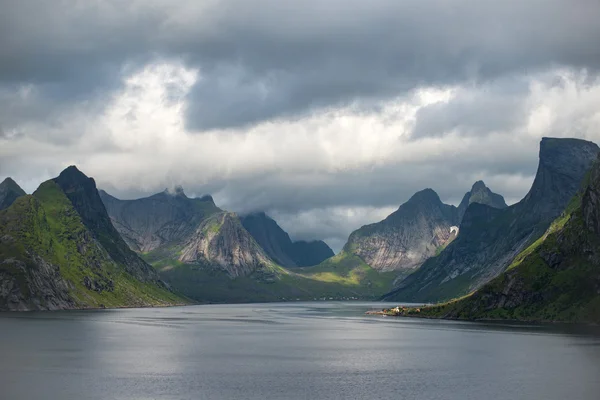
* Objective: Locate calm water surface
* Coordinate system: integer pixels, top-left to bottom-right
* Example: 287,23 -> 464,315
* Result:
1,302 -> 599,400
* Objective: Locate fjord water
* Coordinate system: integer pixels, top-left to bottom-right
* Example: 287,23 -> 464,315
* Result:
1,303 -> 599,400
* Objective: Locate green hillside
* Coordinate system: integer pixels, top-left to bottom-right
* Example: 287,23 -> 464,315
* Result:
0,172 -> 187,311
414,177 -> 600,323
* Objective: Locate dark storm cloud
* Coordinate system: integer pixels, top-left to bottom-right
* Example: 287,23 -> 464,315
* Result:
1,0 -> 600,130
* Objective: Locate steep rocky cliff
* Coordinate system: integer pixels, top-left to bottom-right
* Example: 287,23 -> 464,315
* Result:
457,181 -> 507,221
0,177 -> 26,210
384,137 -> 600,303
420,156 -> 600,323
240,212 -> 334,267
343,189 -> 459,274
101,190 -> 275,279
0,167 -> 186,311
179,212 -> 275,278
100,188 -> 221,252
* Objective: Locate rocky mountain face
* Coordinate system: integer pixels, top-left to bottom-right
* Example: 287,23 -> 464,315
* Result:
421,154 -> 600,323
101,191 -> 386,303
0,177 -> 26,210
344,189 -> 460,274
0,167 -> 185,311
457,181 -> 507,221
384,137 -> 600,303
99,188 -> 221,252
179,212 -> 275,278
101,190 -> 278,281
240,212 -> 334,268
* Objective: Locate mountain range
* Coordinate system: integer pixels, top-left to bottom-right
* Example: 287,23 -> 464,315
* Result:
100,189 -> 379,302
383,137 -> 600,303
2,136 -> 600,322
337,180 -> 507,288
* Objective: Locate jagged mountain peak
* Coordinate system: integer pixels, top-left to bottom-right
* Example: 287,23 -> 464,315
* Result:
406,188 -> 441,204
343,187 -> 458,272
470,180 -> 487,191
53,167 -> 107,228
1,177 -> 23,190
457,180 -> 507,221
57,165 -> 90,185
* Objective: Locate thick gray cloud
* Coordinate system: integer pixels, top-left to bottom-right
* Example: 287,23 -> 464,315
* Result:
2,1 -> 600,130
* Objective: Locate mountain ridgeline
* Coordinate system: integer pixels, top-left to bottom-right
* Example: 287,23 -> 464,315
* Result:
0,167 -> 186,311
240,212 -> 334,268
2,136 -> 599,316
344,189 -> 459,275
384,137 -> 600,303
341,182 -> 506,278
100,190 -> 365,302
99,189 -> 276,277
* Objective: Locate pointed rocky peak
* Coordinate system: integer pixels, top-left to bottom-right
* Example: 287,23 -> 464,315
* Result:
457,180 -> 507,221
53,166 -> 115,235
343,186 -> 459,272
56,165 -> 91,186
470,180 -> 487,191
1,177 -> 25,193
0,177 -> 27,210
406,188 -> 442,205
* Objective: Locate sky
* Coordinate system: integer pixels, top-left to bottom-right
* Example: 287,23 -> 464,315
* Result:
1,0 -> 600,252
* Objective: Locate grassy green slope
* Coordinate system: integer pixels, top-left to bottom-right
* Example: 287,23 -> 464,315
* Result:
414,193 -> 600,323
150,251 -> 397,303
0,181 -> 186,310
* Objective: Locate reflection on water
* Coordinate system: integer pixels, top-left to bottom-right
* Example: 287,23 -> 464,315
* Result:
1,302 -> 599,400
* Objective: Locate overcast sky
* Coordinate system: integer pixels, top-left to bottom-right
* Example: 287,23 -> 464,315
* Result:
2,0 -> 600,251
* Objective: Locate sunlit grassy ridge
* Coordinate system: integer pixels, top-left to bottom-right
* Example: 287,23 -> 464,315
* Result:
409,190 -> 600,323
0,181 -> 186,310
